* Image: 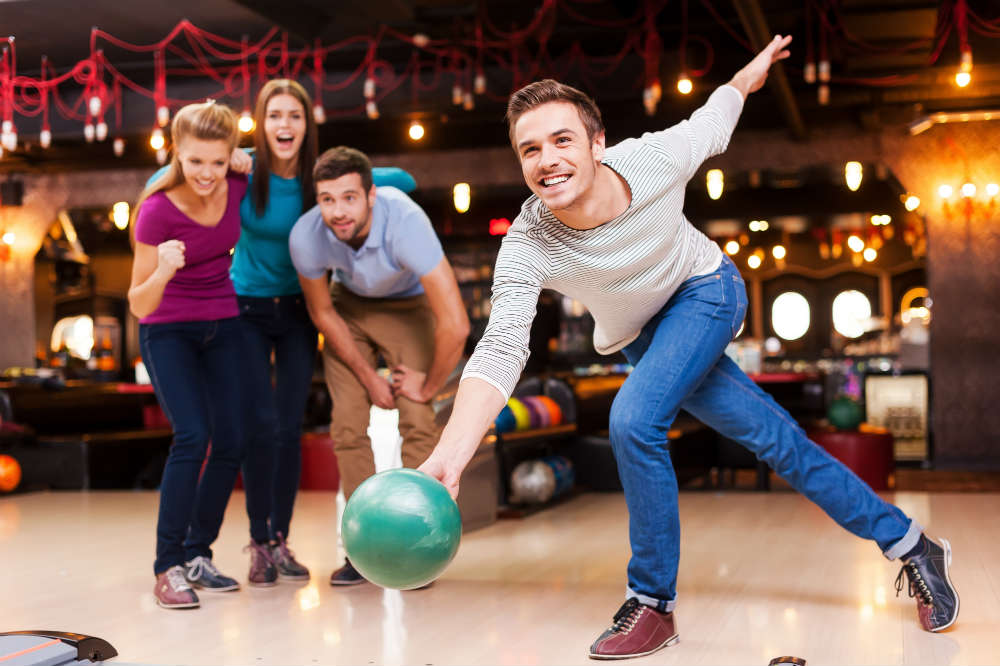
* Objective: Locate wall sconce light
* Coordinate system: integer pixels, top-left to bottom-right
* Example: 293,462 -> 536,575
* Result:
706,169 -> 723,200
845,162 -> 863,191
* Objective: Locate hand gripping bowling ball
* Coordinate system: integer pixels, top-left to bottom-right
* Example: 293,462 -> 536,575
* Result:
342,468 -> 462,590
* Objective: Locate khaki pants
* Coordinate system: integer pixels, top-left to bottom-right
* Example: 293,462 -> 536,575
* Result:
322,286 -> 440,500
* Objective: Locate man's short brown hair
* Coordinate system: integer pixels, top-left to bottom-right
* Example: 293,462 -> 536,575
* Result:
313,146 -> 373,191
505,79 -> 605,148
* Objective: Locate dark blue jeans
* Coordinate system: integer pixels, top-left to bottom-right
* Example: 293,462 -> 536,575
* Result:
237,294 -> 318,543
140,318 -> 245,575
613,256 -> 920,611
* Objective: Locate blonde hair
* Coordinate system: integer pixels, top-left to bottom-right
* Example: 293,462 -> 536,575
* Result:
131,101 -> 239,238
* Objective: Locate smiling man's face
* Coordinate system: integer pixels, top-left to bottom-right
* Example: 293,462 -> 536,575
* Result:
513,101 -> 605,213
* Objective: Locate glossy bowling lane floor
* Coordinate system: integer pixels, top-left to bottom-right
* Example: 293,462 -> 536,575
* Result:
1,489 -> 997,665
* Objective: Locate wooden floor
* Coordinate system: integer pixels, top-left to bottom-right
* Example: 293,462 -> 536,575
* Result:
1,489 -> 997,665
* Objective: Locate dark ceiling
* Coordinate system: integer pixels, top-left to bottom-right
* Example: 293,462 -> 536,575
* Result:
1,0 -> 999,173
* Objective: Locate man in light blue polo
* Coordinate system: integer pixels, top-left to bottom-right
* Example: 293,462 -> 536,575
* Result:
289,146 -> 470,586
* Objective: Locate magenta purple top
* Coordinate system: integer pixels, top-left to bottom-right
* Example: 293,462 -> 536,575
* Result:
133,173 -> 248,324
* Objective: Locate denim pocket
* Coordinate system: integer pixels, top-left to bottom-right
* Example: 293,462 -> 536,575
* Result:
730,274 -> 748,338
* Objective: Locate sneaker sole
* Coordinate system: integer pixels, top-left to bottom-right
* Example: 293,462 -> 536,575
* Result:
248,579 -> 279,588
278,572 -> 311,581
156,598 -> 200,609
189,582 -> 241,593
329,578 -> 368,587
588,633 -> 679,660
930,537 -> 960,632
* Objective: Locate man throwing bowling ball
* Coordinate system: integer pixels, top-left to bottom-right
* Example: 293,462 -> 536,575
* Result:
419,35 -> 958,659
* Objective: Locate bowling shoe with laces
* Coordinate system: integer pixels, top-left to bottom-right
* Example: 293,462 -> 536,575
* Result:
588,597 -> 679,660
185,555 -> 240,592
154,565 -> 200,609
244,541 -> 278,587
271,532 -> 310,580
329,558 -> 367,586
895,534 -> 959,632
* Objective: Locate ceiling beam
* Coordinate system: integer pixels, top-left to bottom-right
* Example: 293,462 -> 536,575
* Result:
730,0 -> 808,141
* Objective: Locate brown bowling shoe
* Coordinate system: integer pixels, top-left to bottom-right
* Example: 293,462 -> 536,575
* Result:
589,597 -> 678,660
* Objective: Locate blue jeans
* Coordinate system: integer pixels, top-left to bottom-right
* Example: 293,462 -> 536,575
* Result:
612,256 -> 921,611
140,318 -> 245,574
237,294 -> 317,543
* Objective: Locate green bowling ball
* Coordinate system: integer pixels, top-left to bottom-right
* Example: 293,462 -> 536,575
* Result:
341,468 -> 462,590
828,396 -> 864,431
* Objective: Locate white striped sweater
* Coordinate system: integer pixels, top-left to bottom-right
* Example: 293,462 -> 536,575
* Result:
463,84 -> 745,400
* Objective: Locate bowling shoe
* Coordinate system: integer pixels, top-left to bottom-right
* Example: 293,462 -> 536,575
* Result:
244,541 -> 278,587
588,597 -> 678,660
185,556 -> 240,592
154,565 -> 200,609
329,559 -> 366,586
895,534 -> 959,631
271,532 -> 310,580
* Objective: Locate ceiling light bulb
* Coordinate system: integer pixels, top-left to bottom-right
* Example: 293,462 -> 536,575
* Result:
408,121 -> 425,141
985,183 -> 999,198
724,240 -> 740,255
847,235 -> 865,253
955,71 -> 971,88
677,76 -> 693,95
747,254 -> 762,269
772,245 -> 786,260
863,247 -> 877,262
938,184 -> 953,198
961,182 -> 976,198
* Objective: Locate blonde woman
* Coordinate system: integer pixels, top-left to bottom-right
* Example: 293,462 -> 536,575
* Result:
128,101 -> 247,609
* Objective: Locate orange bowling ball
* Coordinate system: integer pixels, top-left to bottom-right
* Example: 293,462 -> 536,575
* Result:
0,454 -> 22,493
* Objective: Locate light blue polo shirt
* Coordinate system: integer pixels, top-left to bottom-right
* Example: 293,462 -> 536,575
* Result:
289,186 -> 444,298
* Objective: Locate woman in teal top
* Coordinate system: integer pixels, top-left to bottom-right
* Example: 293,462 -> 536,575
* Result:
214,79 -> 415,586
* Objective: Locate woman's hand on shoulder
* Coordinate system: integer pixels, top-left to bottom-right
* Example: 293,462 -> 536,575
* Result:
229,148 -> 253,174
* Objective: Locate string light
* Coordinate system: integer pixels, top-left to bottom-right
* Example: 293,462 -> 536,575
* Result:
474,72 -> 487,95
961,182 -> 976,198
747,254 -> 762,269
408,120 -> 425,141
88,94 -> 102,117
938,184 -> 953,198
150,127 -> 165,151
706,169 -> 723,200
363,77 -> 376,99
863,247 -> 877,262
847,235 -> 865,253
772,245 -> 786,260
95,121 -> 108,142
313,103 -> 326,125
39,128 -> 52,149
156,147 -> 168,164
677,75 -> 693,95
724,240 -> 740,255
452,84 -> 463,106
113,137 -> 125,156
157,105 -> 170,127
955,71 -> 971,88
238,110 -> 255,133
365,101 -> 379,120
749,220 -> 769,232
986,183 -> 999,197
83,122 -> 95,143
1,231 -> 14,245
904,195 -> 920,211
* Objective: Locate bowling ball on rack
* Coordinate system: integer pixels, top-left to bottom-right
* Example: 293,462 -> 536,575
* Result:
494,405 -> 518,434
0,454 -> 22,493
342,468 -> 462,590
506,397 -> 532,431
